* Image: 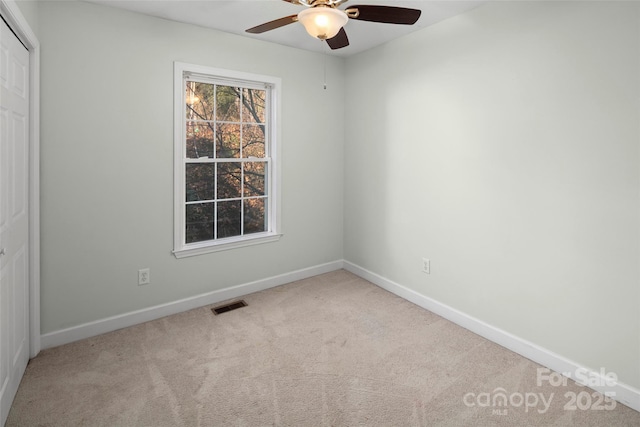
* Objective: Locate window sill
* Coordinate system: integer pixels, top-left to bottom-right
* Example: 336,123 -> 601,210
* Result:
173,233 -> 282,259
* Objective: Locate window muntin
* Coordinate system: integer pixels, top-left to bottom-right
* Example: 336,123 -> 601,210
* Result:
174,64 -> 279,257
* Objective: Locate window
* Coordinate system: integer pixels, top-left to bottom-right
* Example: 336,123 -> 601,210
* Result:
173,63 -> 281,258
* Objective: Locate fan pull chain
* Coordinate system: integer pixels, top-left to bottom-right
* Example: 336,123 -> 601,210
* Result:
323,41 -> 327,90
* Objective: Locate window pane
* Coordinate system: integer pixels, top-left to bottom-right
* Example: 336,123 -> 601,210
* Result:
244,198 -> 266,235
242,88 -> 266,123
216,86 -> 240,122
244,162 -> 266,197
217,200 -> 241,238
186,122 -> 214,159
217,162 -> 241,199
186,203 -> 214,244
186,164 -> 214,202
186,82 -> 214,121
216,123 -> 240,158
178,67 -> 277,253
242,124 -> 265,158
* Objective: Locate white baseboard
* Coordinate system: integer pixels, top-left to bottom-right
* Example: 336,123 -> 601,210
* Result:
41,260 -> 344,350
343,260 -> 640,413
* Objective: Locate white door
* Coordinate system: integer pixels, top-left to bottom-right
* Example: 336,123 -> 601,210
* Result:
0,17 -> 29,426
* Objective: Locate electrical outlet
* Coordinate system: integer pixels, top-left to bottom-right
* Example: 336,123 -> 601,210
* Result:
138,268 -> 150,285
422,258 -> 430,274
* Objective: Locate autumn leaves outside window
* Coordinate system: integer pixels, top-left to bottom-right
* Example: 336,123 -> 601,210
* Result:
184,79 -> 271,244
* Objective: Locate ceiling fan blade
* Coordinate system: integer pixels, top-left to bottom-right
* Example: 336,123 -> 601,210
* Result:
326,27 -> 349,50
348,5 -> 421,25
246,15 -> 298,34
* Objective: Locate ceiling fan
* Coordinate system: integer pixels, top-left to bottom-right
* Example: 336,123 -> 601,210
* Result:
246,0 -> 422,50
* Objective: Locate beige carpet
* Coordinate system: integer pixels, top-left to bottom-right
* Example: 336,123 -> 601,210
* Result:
7,270 -> 640,426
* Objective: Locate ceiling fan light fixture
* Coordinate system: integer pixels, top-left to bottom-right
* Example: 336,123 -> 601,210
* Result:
297,7 -> 348,40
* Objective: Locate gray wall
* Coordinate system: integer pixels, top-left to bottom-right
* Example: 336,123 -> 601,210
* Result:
344,1 -> 639,389
36,1 -> 345,333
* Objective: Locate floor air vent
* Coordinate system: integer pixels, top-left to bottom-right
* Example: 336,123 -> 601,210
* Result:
212,300 -> 248,315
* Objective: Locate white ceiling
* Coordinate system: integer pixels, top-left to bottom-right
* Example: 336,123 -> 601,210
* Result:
85,0 -> 486,57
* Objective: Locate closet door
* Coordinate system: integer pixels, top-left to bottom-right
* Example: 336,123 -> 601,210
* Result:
0,16 -> 30,426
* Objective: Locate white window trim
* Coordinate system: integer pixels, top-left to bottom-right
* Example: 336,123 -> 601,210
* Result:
173,62 -> 282,258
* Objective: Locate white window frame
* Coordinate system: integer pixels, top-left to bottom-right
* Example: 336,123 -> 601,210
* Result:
173,62 -> 281,258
